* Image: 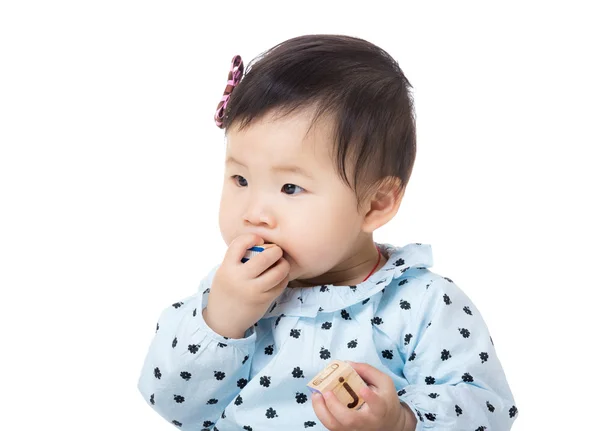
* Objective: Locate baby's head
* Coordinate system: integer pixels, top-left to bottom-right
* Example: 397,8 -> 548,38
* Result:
216,35 -> 416,286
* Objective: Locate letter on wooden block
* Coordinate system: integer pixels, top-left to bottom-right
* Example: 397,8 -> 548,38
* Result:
307,359 -> 368,410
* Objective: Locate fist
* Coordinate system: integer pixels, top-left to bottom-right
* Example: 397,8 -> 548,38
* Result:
203,234 -> 290,338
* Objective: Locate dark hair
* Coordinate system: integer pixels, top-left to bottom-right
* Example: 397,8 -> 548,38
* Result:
222,34 -> 416,210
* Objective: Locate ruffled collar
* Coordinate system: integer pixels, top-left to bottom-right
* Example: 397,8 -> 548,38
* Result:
262,242 -> 433,318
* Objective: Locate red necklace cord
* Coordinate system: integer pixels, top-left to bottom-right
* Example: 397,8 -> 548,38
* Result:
362,246 -> 382,282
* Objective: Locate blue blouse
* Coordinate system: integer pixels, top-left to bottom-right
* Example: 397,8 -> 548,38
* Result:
138,242 -> 518,430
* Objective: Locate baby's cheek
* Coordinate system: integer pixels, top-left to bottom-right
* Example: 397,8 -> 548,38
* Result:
218,220 -> 233,246
298,243 -> 334,276
282,215 -> 335,269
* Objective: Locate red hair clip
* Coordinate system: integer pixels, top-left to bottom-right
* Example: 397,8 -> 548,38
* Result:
214,55 -> 244,129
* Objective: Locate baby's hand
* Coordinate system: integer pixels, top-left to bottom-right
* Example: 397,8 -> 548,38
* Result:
311,361 -> 415,431
203,234 -> 290,338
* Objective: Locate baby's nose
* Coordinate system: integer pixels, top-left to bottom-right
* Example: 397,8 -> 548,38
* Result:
243,202 -> 275,227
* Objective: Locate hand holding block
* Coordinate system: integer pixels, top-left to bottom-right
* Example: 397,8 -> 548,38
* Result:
307,359 -> 368,410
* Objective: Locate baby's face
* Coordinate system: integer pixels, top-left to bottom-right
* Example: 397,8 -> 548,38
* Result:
218,108 -> 368,284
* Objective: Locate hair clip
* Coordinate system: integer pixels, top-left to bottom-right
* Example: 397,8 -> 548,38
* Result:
214,55 -> 244,128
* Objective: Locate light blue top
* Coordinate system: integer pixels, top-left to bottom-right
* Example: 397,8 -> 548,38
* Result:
138,243 -> 518,430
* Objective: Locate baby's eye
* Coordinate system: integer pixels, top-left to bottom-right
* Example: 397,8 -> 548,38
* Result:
232,176 -> 304,195
232,175 -> 248,187
282,184 -> 304,195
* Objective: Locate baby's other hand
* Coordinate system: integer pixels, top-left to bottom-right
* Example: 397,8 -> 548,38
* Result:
311,361 -> 416,431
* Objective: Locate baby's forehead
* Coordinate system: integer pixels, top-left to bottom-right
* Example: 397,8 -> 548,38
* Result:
225,111 -> 337,171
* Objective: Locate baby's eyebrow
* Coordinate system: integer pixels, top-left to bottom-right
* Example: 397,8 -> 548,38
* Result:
226,156 -> 314,180
271,164 -> 314,179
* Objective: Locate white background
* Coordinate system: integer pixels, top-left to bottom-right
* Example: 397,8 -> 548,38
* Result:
1,1 -> 597,430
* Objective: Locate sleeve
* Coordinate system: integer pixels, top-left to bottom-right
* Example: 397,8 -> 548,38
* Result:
397,276 -> 519,431
137,265 -> 257,430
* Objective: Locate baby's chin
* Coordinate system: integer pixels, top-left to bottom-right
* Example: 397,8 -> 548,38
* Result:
270,248 -> 317,288
287,277 -> 307,288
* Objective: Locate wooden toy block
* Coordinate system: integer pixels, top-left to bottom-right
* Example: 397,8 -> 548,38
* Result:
241,243 -> 276,263
307,359 -> 368,410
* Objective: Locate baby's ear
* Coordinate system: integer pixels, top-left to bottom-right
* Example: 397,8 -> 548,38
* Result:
360,177 -> 404,233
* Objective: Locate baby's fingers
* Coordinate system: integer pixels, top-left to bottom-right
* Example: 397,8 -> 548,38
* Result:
312,393 -> 345,431
243,245 -> 283,278
226,234 -> 264,266
254,257 -> 290,291
359,386 -> 387,418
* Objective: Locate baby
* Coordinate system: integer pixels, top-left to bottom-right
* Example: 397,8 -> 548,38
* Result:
138,35 -> 518,430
